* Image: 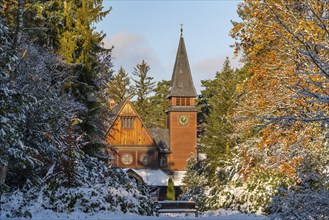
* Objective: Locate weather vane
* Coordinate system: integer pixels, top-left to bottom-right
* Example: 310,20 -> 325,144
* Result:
180,23 -> 183,36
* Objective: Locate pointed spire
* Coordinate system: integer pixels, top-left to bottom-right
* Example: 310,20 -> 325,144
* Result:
180,23 -> 183,37
168,28 -> 197,98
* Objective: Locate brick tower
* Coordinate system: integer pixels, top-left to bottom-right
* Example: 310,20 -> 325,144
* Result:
167,28 -> 198,171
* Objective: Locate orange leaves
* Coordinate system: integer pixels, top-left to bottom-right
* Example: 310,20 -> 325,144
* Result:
279,162 -> 296,176
230,0 -> 329,183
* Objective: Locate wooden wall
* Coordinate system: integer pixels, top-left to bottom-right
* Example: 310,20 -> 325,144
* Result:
106,103 -> 153,146
112,148 -> 158,168
106,102 -> 158,169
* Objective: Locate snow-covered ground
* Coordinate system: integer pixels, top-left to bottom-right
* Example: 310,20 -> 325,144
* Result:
1,209 -> 267,220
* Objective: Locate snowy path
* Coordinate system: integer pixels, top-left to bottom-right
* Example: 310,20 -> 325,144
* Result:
1,210 -> 268,220
101,214 -> 268,220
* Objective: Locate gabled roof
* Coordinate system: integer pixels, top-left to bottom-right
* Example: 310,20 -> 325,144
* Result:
105,99 -> 128,135
149,128 -> 171,153
111,100 -> 126,116
168,33 -> 197,98
125,168 -> 169,186
105,100 -> 156,146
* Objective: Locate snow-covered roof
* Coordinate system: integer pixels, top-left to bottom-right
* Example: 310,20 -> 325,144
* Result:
125,169 -> 186,186
171,171 -> 186,186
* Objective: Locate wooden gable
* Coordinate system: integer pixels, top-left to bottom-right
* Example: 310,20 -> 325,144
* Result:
105,100 -> 159,169
106,100 -> 154,146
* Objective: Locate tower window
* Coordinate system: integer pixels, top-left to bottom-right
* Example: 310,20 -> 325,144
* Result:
175,97 -> 191,106
176,97 -> 181,106
181,98 -> 186,106
186,98 -> 191,105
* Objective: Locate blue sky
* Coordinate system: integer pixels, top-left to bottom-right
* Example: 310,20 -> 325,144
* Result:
96,1 -> 242,93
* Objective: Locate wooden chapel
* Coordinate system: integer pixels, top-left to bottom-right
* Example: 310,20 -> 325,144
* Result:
105,28 -> 198,172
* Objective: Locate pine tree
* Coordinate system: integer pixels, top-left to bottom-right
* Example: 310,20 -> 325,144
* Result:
182,61 -> 249,212
166,177 -> 175,201
132,60 -> 155,125
181,155 -> 208,211
54,116 -> 83,188
56,0 -> 111,69
149,80 -> 171,128
56,0 -> 113,143
105,67 -> 134,103
0,2 -> 156,217
200,58 -> 246,171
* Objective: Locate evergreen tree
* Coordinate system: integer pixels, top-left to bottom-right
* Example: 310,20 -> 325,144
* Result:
149,80 -> 171,128
132,60 -> 155,125
200,58 -> 247,171
0,0 -> 110,190
57,0 -> 113,144
0,1 -> 156,217
56,0 -> 111,69
105,67 -> 134,103
166,177 -> 175,201
197,76 -> 218,137
182,61 -> 249,211
54,116 -> 83,188
181,155 -> 208,211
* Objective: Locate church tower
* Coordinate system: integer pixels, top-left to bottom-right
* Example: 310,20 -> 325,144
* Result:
167,28 -> 198,171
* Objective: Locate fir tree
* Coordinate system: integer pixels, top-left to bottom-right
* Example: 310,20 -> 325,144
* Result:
56,0 -> 111,69
132,60 -> 155,126
181,155 -> 208,211
182,61 -> 249,211
57,0 -> 113,144
105,67 -> 134,103
166,177 -> 175,201
200,58 -> 247,171
0,0 -> 108,190
55,116 -> 83,188
197,77 -> 217,137
149,80 -> 171,128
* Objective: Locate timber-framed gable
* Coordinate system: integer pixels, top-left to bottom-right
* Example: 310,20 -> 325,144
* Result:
106,100 -> 159,169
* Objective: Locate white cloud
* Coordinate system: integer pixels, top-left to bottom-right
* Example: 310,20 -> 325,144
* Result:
103,32 -> 161,75
102,33 -> 243,95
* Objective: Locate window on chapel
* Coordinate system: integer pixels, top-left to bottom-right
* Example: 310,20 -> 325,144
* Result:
175,97 -> 191,106
121,117 -> 134,129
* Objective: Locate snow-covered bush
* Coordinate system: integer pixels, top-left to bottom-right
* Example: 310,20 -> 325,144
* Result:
207,167 -> 292,214
269,187 -> 329,220
195,141 -> 294,214
1,156 -> 154,218
180,155 -> 210,211
182,141 -> 295,214
1,43 -> 85,189
183,128 -> 328,216
269,144 -> 329,219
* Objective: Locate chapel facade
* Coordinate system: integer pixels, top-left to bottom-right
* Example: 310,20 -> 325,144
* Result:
105,29 -> 197,171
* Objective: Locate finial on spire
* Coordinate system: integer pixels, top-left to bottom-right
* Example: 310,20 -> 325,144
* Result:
180,23 -> 183,37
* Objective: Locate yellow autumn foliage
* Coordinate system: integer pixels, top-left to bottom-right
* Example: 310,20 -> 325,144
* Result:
231,0 -> 329,178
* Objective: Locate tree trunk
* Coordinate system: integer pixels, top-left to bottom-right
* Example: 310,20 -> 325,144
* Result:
0,165 -> 8,184
15,0 -> 24,46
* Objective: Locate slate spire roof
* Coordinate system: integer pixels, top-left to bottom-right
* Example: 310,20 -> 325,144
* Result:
168,29 -> 197,98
